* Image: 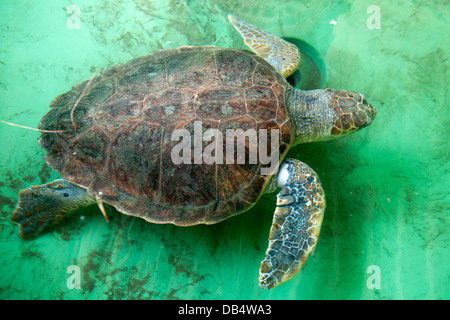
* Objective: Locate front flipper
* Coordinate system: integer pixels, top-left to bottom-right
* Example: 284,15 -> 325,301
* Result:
10,179 -> 96,239
259,159 -> 325,289
228,14 -> 300,78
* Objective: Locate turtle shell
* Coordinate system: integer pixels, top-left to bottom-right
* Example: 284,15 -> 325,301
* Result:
38,46 -> 294,225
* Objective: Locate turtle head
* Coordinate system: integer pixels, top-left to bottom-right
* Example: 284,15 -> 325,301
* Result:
328,89 -> 376,138
288,88 -> 376,144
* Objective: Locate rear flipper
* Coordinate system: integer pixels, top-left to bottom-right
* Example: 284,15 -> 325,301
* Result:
10,179 -> 96,239
259,159 -> 326,289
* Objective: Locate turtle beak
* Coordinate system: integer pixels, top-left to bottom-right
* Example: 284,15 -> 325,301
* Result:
359,93 -> 376,127
354,96 -> 376,131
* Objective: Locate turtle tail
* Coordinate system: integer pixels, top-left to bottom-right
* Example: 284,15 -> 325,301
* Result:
10,179 -> 96,239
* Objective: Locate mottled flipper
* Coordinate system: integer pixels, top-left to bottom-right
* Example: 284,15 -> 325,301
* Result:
10,179 -> 96,239
259,159 -> 325,289
228,14 -> 300,78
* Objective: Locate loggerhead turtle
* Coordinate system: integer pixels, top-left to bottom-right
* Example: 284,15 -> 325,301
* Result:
10,15 -> 376,289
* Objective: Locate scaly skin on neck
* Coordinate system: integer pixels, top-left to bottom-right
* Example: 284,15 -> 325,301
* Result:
286,87 -> 377,145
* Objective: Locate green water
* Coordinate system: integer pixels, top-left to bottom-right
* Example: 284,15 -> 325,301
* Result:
0,0 -> 448,300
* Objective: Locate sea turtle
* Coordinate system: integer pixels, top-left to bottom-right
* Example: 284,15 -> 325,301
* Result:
10,15 -> 376,289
